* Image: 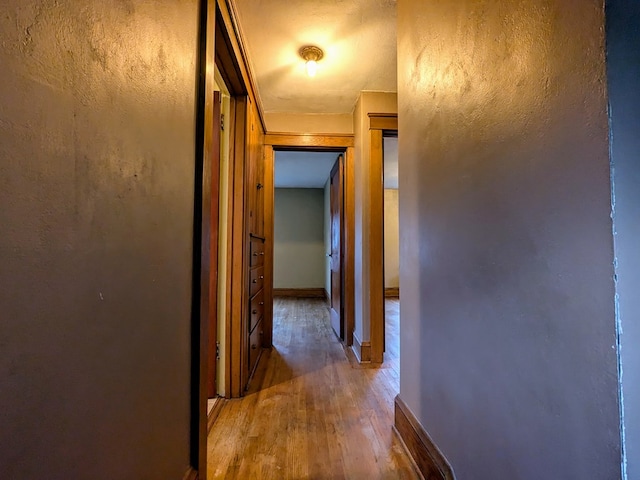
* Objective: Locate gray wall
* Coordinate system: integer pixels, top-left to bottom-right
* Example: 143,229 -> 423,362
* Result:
274,188 -> 326,289
0,2 -> 197,479
607,1 -> 640,477
397,1 -> 621,479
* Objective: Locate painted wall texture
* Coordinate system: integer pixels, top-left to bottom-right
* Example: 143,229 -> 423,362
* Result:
274,188 -> 326,289
0,2 -> 198,478
384,189 -> 400,289
353,91 -> 397,342
606,1 -> 640,477
265,112 -> 354,135
397,1 -> 620,478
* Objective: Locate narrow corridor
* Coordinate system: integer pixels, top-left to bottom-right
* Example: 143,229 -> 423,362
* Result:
206,298 -> 416,479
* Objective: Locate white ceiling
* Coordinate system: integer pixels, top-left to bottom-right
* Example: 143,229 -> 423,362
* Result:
274,139 -> 397,190
275,151 -> 340,188
233,0 -> 397,114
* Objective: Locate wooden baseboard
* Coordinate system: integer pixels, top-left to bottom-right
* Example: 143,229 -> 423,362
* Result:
324,288 -> 331,307
385,287 -> 399,298
182,467 -> 198,480
207,397 -> 226,433
274,288 -> 326,298
394,395 -> 455,480
351,332 -> 371,363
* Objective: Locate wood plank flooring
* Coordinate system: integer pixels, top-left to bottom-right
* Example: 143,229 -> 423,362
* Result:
206,297 -> 417,479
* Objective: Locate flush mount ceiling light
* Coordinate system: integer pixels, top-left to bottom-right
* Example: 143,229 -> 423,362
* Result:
299,45 -> 324,77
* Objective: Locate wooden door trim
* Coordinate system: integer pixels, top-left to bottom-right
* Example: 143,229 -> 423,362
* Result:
228,97 -> 249,398
265,133 -> 354,149
191,0 -> 215,478
263,145 -> 275,348
369,113 -> 399,131
369,114 -> 398,364
264,134 -> 355,347
329,155 -> 345,340
344,146 -> 355,347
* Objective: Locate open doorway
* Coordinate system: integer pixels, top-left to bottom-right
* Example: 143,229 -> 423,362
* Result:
382,136 -> 400,371
272,150 -> 340,309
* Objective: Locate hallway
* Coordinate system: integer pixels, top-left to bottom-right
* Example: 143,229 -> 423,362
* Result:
206,298 -> 417,479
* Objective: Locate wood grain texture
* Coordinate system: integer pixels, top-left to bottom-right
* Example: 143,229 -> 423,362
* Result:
394,396 -> 455,480
369,129 -> 385,363
352,332 -> 372,363
369,113 -> 399,131
264,132 -> 354,148
263,145 -> 275,348
182,466 -> 199,480
385,287 -> 400,298
207,398 -> 226,433
273,288 -> 326,298
207,298 -> 417,479
344,146 -> 356,347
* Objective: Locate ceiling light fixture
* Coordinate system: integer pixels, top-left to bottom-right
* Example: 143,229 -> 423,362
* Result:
299,45 -> 323,77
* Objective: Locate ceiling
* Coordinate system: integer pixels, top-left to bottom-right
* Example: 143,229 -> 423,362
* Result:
274,139 -> 398,189
275,151 -> 339,188
232,0 -> 397,114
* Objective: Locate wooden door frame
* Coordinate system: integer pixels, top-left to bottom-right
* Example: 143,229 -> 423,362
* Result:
190,0 -> 266,476
329,154 -> 345,340
190,1 -> 215,478
369,114 -> 398,364
263,133 -> 355,347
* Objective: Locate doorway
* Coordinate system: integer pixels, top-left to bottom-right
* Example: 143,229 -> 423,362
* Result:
272,150 -> 341,316
382,136 -> 400,370
264,134 -> 355,348
368,114 -> 398,364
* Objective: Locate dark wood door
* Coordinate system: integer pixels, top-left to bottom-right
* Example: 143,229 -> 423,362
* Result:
329,155 -> 344,339
207,91 -> 222,398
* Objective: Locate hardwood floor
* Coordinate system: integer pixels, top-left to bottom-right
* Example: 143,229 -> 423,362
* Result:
206,297 -> 416,479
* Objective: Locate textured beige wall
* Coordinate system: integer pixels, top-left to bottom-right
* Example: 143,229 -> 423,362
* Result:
265,112 -> 353,134
398,1 -> 619,478
0,1 -> 198,478
384,189 -> 400,288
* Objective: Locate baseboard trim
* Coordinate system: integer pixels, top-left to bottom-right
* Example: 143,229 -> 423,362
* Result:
324,288 -> 331,307
274,288 -> 325,298
207,397 -> 226,433
394,395 -> 455,480
385,287 -> 400,298
352,332 -> 371,363
182,467 -> 198,480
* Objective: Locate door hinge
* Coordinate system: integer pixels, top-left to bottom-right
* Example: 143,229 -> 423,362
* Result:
216,341 -> 220,360
220,113 -> 225,131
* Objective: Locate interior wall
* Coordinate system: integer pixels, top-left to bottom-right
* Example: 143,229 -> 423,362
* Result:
606,1 -> 640,477
214,70 -> 231,397
265,112 -> 353,134
353,91 -> 397,342
384,189 -> 400,289
324,178 -> 332,297
0,2 -> 198,479
274,188 -> 326,288
397,1 -> 620,479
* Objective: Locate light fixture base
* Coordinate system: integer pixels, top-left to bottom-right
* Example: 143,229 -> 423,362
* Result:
299,45 -> 324,62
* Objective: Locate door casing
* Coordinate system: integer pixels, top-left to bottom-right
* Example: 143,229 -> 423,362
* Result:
264,134 -> 355,347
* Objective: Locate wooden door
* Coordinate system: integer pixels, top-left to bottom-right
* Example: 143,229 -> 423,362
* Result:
207,91 -> 222,398
329,155 -> 344,339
